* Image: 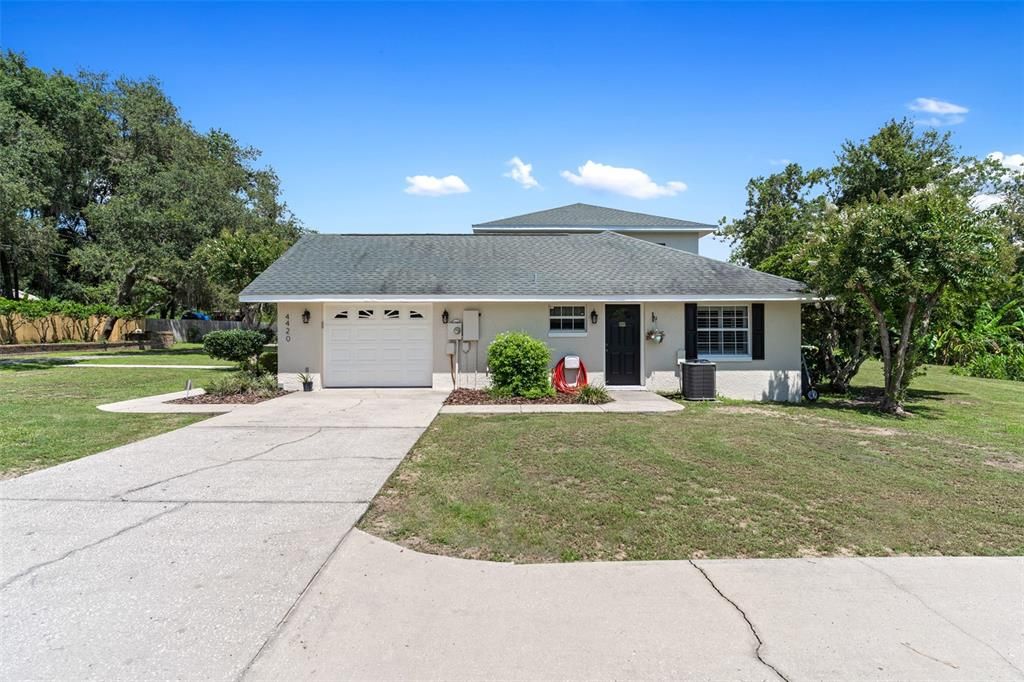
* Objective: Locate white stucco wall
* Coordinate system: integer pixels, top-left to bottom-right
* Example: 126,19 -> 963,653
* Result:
642,302 -> 686,392
274,299 -> 803,402
431,303 -> 606,390
276,302 -> 323,390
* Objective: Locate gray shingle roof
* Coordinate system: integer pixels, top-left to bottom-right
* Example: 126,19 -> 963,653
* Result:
239,232 -> 805,300
472,203 -> 715,231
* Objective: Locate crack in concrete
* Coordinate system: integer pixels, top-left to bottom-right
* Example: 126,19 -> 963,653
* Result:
235,524 -> 359,681
115,428 -> 324,499
858,559 -> 1024,676
0,503 -> 187,591
688,560 -> 789,682
901,641 -> 960,669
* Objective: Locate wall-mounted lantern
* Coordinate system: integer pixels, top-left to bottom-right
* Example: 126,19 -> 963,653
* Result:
301,309 -> 311,324
441,309 -> 449,324
590,309 -> 599,325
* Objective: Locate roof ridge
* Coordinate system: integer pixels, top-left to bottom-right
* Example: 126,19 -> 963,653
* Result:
472,202 -> 715,228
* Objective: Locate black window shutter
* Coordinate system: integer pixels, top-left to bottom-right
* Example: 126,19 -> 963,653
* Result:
685,303 -> 698,360
751,303 -> 765,360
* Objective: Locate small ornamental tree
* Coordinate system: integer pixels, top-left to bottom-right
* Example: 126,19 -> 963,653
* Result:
815,184 -> 1011,414
0,298 -> 26,344
19,299 -> 58,343
202,329 -> 266,374
487,331 -> 553,398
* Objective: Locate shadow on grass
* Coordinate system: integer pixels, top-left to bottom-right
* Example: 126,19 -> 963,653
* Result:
791,385 -> 963,421
0,358 -> 77,372
664,385 -> 961,422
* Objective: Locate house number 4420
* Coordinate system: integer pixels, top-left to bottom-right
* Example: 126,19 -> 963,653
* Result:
284,313 -> 291,343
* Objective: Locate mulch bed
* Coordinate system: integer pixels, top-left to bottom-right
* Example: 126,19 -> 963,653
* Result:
168,390 -> 289,405
444,388 -> 579,405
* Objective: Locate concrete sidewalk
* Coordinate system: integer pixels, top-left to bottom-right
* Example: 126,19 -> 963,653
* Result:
247,530 -> 1024,681
0,389 -> 447,681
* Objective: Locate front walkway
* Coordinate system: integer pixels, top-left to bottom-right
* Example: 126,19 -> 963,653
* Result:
0,389 -> 447,681
247,530 -> 1024,681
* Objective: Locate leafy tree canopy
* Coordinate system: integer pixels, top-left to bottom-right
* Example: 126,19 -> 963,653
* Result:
721,118 -> 1020,410
0,51 -> 305,333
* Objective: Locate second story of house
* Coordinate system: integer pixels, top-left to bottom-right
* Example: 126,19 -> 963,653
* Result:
471,203 -> 716,255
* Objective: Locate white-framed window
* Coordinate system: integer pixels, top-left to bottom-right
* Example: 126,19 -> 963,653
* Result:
549,305 -> 587,336
697,305 -> 750,358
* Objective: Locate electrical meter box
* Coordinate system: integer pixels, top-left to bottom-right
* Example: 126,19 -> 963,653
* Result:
446,320 -> 463,340
462,310 -> 480,341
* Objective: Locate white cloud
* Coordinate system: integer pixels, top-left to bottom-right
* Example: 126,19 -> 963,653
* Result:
504,156 -> 539,189
560,160 -> 687,199
908,97 -> 968,115
403,174 -> 470,196
971,151 -> 1024,211
907,97 -> 968,126
988,151 -> 1024,173
970,193 -> 1004,211
769,158 -> 792,166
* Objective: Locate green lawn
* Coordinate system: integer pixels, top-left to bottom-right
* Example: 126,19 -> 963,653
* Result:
360,363 -> 1024,562
0,342 -> 202,358
1,343 -> 234,366
0,363 -> 226,477
75,351 -> 234,366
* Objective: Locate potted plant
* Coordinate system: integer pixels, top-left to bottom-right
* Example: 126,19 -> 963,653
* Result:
646,329 -> 665,344
297,372 -> 314,392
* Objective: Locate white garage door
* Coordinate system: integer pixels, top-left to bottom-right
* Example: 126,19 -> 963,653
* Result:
323,305 -> 432,387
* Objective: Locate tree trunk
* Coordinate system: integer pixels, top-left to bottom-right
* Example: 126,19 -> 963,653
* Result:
857,284 -> 901,413
0,249 -> 14,299
884,298 -> 918,412
11,252 -> 20,301
100,265 -> 138,341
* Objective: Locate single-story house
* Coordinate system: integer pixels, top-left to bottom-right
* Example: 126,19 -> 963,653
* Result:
240,203 -> 810,401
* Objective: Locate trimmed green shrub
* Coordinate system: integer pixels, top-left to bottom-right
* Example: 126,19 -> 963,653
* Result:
575,384 -> 611,405
258,349 -> 278,375
202,329 -> 266,373
487,331 -> 553,397
206,372 -> 280,397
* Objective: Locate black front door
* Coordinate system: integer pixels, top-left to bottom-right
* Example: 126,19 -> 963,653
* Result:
605,304 -> 641,385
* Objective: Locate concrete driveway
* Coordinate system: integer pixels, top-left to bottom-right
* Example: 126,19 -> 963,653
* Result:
0,389 -> 446,681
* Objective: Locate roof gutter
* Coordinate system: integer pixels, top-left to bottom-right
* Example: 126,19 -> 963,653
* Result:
240,293 -> 818,303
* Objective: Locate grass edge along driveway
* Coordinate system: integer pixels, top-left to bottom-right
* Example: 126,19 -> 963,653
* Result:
1,364 -> 227,477
360,363 -> 1024,562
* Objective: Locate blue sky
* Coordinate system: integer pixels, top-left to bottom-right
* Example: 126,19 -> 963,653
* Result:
3,1 -> 1022,260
